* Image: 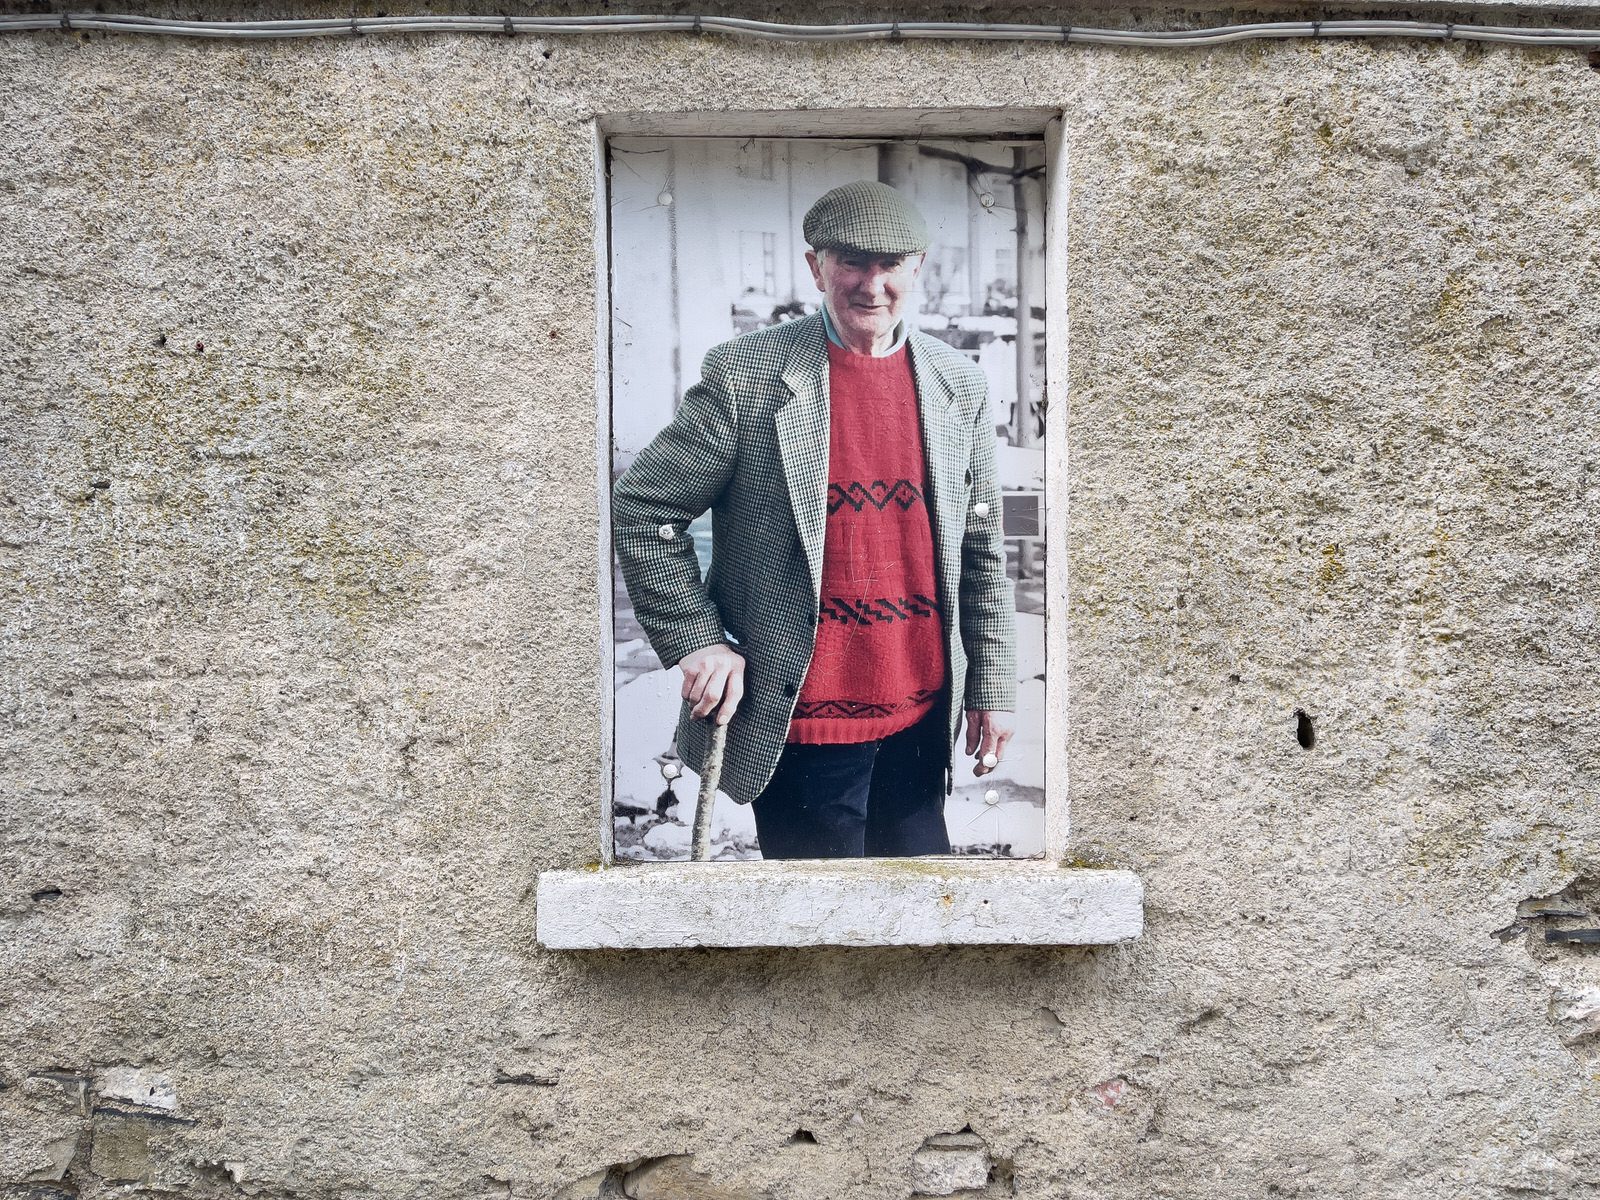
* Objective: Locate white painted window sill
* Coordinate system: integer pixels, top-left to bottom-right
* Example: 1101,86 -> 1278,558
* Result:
535,860 -> 1143,949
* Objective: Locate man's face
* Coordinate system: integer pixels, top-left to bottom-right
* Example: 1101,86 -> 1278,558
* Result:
806,248 -> 923,347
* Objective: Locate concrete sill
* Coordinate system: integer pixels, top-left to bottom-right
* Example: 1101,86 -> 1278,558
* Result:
535,860 -> 1143,949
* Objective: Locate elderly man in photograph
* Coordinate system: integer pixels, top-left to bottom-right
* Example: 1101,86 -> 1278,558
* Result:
613,180 -> 1017,859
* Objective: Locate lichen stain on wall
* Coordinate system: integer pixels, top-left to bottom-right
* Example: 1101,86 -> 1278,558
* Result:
69,343 -> 428,633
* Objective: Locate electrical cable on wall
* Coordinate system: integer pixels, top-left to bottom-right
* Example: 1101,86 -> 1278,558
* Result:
1,11 -> 1598,48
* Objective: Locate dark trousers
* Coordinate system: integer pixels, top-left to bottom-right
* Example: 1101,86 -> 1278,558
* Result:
751,708 -> 950,859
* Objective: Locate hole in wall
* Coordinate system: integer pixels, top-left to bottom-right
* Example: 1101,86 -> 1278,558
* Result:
1294,709 -> 1315,750
788,1129 -> 818,1145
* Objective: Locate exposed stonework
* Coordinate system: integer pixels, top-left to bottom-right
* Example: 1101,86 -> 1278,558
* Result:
99,1066 -> 179,1112
3,7 -> 1600,1199
909,1130 -> 994,1196
1497,877 -> 1600,1068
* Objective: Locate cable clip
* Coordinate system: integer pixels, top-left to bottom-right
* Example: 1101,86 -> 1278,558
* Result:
1444,22 -> 1455,40
349,16 -> 363,36
890,18 -> 902,41
60,11 -> 71,30
1061,24 -> 1073,42
1311,20 -> 1322,37
503,14 -> 514,35
691,14 -> 702,35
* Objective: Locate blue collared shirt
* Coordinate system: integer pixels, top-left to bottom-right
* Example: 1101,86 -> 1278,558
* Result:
820,301 -> 911,357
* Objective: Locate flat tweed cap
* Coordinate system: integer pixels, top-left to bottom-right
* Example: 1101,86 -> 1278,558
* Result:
803,180 -> 930,255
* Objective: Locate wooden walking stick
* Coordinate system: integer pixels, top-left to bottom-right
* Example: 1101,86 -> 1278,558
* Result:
691,720 -> 728,862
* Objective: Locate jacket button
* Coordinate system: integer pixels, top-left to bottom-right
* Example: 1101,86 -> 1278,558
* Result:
973,501 -> 990,517
657,523 -> 675,540
783,682 -> 798,697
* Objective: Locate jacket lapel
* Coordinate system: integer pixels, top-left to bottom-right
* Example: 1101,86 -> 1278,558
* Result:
776,315 -> 830,599
907,333 -> 964,606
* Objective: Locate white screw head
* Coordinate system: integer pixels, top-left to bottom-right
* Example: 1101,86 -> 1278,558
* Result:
657,523 -> 675,540
657,191 -> 674,207
660,762 -> 682,780
984,789 -> 1000,805
973,501 -> 990,517
979,192 -> 996,208
981,752 -> 998,769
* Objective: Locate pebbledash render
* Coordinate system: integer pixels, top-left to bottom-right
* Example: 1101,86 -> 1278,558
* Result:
3,2 -> 1599,1198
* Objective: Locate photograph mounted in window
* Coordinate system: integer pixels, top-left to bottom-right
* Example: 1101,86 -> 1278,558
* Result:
608,133 -> 1048,862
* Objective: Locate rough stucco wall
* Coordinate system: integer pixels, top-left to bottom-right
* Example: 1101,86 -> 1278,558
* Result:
2,17 -> 1598,1200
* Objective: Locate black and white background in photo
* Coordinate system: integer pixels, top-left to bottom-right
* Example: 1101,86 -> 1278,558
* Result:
609,135 -> 1048,861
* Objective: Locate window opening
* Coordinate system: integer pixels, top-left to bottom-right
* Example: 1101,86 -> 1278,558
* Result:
607,132 -> 1050,863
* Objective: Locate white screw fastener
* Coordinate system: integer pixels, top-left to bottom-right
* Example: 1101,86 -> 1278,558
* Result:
660,761 -> 682,780
981,752 -> 998,769
973,501 -> 990,517
984,789 -> 1000,805
658,523 -> 675,540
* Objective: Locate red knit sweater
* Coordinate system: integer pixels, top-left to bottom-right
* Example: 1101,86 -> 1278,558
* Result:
787,343 -> 947,744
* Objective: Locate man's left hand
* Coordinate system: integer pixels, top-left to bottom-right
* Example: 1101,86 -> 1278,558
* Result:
963,710 -> 1016,777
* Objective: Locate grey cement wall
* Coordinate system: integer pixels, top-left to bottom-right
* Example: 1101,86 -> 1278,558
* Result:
2,14 -> 1599,1199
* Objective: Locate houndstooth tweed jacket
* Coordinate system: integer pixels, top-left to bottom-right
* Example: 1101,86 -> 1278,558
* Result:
613,310 -> 1017,806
